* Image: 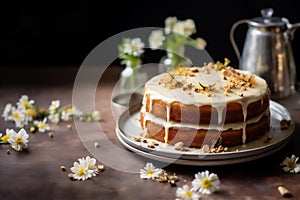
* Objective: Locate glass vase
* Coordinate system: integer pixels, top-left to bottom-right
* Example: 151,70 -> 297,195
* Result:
158,46 -> 192,73
111,64 -> 147,119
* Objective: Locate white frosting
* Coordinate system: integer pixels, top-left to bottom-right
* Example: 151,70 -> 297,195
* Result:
140,64 -> 269,145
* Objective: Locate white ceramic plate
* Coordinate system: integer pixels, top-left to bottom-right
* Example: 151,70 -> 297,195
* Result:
116,101 -> 295,165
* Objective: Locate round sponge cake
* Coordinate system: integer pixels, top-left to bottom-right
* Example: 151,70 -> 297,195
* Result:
140,61 -> 270,148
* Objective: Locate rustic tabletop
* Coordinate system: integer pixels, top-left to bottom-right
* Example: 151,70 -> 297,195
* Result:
0,65 -> 299,200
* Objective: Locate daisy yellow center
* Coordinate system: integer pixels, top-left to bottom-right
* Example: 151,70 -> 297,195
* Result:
39,123 -> 45,129
67,108 -> 73,113
25,108 -> 37,116
147,170 -> 154,177
52,103 -> 57,107
16,137 -> 23,145
131,45 -> 138,51
185,190 -> 193,197
23,101 -> 29,107
77,168 -> 85,176
13,113 -> 19,119
202,178 -> 212,189
289,162 -> 296,169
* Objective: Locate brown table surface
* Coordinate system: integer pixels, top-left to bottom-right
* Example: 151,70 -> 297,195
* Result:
0,65 -> 300,200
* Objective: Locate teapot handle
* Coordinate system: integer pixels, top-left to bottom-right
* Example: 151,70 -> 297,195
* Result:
229,19 -> 249,62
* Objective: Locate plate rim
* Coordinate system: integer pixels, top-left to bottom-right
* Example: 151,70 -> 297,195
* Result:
116,100 -> 295,163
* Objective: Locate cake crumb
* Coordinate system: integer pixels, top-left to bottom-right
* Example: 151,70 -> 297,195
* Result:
280,119 -> 291,129
94,142 -> 100,148
174,142 -> 184,150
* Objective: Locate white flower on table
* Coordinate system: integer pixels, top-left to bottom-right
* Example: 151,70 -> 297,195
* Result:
79,156 -> 99,177
8,107 -> 26,128
7,128 -> 29,151
16,95 -> 35,110
176,184 -> 200,200
48,112 -> 60,124
91,110 -> 101,121
139,162 -> 163,180
149,30 -> 165,49
49,100 -> 60,111
281,154 -> 300,173
123,38 -> 145,57
70,156 -> 98,181
35,118 -> 50,132
2,103 -> 12,121
192,170 -> 220,194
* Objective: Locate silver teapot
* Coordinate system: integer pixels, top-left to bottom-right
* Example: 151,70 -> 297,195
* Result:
230,8 -> 300,99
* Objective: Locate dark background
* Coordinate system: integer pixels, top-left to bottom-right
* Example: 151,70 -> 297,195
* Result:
1,0 -> 300,79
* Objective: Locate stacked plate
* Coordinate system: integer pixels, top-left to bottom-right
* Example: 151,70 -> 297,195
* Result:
115,101 -> 295,166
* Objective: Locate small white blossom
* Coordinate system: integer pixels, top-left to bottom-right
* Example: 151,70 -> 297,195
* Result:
49,100 -> 60,111
36,118 -> 51,132
281,154 -> 300,173
192,170 -> 220,195
91,110 -> 101,121
195,37 -> 207,49
123,38 -> 145,57
79,156 -> 99,177
61,111 -> 70,121
139,162 -> 163,179
17,95 -> 34,110
173,19 -> 196,37
176,184 -> 200,200
8,107 -> 26,128
48,113 -> 60,124
67,106 -> 83,117
7,128 -> 29,151
70,156 -> 98,181
165,16 -> 177,34
149,30 -> 165,49
2,103 -> 12,121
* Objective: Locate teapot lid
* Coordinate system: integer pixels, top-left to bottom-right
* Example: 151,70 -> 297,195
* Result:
249,8 -> 286,28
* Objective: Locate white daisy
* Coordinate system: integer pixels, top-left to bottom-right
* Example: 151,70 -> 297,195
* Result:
192,170 -> 220,194
67,106 -> 83,117
70,158 -> 93,181
61,111 -> 70,121
149,30 -> 165,49
48,112 -> 60,124
139,162 -> 163,179
176,184 -> 200,200
7,128 -> 29,151
17,95 -> 34,109
91,110 -> 101,121
36,118 -> 51,132
49,100 -> 60,111
2,103 -> 12,121
123,38 -> 145,57
281,154 -> 300,173
9,107 -> 26,128
79,156 -> 98,176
